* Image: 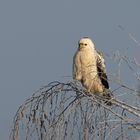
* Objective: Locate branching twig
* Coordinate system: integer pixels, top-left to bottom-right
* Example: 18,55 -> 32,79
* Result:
10,81 -> 140,140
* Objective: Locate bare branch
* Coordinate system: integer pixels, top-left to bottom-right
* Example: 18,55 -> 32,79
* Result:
10,81 -> 140,140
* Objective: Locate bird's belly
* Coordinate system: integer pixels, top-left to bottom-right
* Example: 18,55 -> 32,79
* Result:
81,62 -> 97,78
79,51 -> 104,93
82,77 -> 104,94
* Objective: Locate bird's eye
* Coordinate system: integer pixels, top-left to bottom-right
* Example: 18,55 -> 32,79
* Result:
84,43 -> 87,46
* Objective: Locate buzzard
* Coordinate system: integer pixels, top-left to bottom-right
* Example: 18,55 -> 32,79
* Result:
73,37 -> 111,99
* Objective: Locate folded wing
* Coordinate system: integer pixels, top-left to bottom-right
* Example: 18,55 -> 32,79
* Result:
96,52 -> 109,89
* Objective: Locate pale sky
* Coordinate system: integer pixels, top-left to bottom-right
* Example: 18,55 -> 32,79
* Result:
0,1 -> 140,139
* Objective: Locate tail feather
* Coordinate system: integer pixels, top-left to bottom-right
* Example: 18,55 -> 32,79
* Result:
103,89 -> 113,106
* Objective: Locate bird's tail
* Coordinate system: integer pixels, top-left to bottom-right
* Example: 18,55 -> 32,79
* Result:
103,88 -> 113,106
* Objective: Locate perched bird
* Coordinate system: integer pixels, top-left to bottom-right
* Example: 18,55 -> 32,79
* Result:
73,37 -> 111,100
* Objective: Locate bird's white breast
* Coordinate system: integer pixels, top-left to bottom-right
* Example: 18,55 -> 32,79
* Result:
79,49 -> 97,78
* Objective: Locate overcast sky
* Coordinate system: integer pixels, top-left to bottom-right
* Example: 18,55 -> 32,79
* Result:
0,1 -> 140,139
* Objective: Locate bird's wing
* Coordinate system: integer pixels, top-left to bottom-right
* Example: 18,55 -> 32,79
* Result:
96,51 -> 109,89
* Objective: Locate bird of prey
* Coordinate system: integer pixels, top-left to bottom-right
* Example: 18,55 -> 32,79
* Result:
73,37 -> 111,99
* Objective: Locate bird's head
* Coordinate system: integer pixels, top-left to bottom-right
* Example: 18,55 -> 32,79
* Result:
78,37 -> 95,51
